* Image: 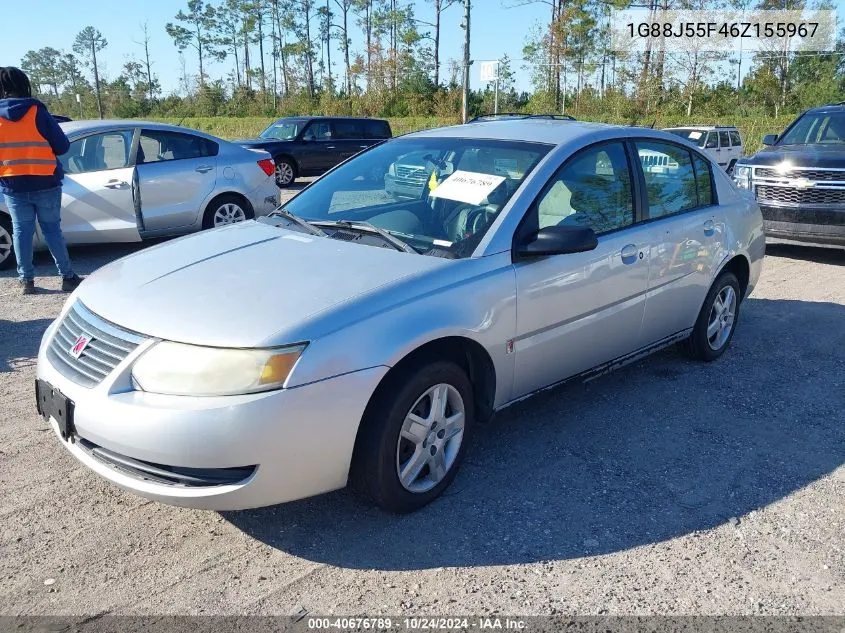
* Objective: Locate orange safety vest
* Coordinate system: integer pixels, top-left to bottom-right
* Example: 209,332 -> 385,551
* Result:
0,105 -> 57,178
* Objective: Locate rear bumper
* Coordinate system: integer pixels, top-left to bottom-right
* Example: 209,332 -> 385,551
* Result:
249,178 -> 280,217
760,204 -> 845,247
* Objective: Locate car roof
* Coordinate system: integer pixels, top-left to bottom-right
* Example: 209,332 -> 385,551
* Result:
807,103 -> 845,114
403,119 -> 626,145
663,125 -> 738,131
59,119 -> 220,140
274,115 -> 389,123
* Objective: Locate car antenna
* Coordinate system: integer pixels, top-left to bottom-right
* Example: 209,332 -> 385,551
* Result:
649,119 -> 656,129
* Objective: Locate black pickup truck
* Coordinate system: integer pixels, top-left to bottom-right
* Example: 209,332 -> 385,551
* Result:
236,116 -> 391,188
733,103 -> 845,248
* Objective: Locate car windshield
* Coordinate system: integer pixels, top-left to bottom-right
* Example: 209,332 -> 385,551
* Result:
281,137 -> 552,258
666,128 -> 707,147
779,112 -> 845,145
260,121 -> 301,140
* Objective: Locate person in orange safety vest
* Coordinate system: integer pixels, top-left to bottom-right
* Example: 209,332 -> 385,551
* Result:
0,67 -> 82,295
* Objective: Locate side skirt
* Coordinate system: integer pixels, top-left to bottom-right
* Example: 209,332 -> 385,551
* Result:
495,328 -> 693,412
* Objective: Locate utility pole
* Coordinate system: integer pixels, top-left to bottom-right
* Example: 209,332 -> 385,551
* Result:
461,0 -> 471,123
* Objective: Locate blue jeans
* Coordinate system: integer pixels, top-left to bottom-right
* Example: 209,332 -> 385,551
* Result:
2,187 -> 74,281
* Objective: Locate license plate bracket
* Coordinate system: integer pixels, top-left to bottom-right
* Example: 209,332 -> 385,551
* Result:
35,379 -> 75,441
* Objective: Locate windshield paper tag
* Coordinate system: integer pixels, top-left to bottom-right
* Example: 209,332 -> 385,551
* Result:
688,131 -> 703,139
429,170 -> 506,205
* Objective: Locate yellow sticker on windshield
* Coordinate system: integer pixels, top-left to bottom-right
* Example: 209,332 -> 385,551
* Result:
428,170 -> 439,191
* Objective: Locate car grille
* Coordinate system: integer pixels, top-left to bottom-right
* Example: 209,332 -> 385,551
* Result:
394,164 -> 427,187
755,167 -> 845,182
47,302 -> 147,388
756,185 -> 845,206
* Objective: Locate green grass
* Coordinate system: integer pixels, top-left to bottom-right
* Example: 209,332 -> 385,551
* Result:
150,114 -> 795,156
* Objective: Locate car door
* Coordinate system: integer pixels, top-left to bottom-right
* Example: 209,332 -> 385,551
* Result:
135,129 -> 218,232
703,132 -> 719,165
298,121 -> 336,173
634,140 -> 720,346
718,130 -> 732,169
330,119 -> 370,164
512,140 -> 651,398
57,129 -> 141,245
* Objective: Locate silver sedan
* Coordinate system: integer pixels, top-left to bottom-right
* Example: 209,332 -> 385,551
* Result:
0,120 -> 279,269
35,120 -> 765,513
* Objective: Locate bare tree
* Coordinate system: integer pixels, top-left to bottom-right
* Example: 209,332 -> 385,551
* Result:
72,26 -> 107,118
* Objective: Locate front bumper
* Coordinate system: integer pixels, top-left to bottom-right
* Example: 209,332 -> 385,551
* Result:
36,321 -> 387,510
760,204 -> 845,247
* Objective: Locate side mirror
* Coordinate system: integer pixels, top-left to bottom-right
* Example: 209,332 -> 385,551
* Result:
762,134 -> 778,146
516,224 -> 598,259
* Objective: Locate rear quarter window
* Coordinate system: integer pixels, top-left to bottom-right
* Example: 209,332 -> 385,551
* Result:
365,120 -> 391,139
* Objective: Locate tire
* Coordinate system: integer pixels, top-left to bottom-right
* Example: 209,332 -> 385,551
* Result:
202,194 -> 254,230
274,157 -> 296,188
682,271 -> 741,361
0,214 -> 14,271
350,360 -> 474,513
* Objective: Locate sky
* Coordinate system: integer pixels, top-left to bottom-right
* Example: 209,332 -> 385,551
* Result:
0,0 -> 552,95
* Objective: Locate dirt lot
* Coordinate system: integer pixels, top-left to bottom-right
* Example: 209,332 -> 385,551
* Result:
1,236 -> 843,617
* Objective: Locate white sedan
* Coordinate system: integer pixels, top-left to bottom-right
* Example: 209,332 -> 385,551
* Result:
0,120 -> 279,269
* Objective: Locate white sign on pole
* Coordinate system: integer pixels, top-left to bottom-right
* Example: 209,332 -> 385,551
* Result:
479,61 -> 498,82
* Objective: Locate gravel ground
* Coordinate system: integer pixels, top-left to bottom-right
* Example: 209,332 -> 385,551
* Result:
0,234 -> 843,617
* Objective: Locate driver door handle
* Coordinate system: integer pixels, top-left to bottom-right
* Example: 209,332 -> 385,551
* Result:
104,179 -> 129,189
195,165 -> 214,173
621,244 -> 639,264
325,145 -> 336,150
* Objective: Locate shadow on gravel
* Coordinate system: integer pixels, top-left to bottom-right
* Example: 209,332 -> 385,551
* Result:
225,296 -> 845,570
0,318 -> 54,373
765,242 -> 845,265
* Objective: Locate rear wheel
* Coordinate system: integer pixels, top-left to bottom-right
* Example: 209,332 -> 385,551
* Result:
274,158 -> 296,188
351,360 -> 473,513
202,195 -> 254,229
682,271 -> 741,361
0,214 -> 14,270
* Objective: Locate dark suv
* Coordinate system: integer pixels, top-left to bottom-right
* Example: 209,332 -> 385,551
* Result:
236,116 -> 392,187
734,104 -> 845,247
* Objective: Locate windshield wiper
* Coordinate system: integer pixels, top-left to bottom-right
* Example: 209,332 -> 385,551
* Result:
267,208 -> 327,237
311,219 -> 418,254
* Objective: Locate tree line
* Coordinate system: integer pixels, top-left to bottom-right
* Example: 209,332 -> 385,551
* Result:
16,0 -> 845,125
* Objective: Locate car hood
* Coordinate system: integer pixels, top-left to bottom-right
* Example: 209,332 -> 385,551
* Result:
741,144 -> 845,169
76,221 -> 446,348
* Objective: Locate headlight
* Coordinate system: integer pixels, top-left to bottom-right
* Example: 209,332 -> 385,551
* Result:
131,342 -> 307,396
733,165 -> 752,189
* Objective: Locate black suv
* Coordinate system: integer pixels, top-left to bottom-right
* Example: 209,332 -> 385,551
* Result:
236,116 -> 392,187
734,104 -> 845,247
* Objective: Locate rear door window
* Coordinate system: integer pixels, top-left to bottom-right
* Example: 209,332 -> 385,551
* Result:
331,120 -> 365,140
635,140 -> 699,218
729,130 -> 742,146
719,131 -> 731,147
138,130 -> 217,163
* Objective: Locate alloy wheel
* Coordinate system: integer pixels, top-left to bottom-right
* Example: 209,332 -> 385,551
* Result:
275,162 -> 294,187
0,222 -> 12,267
212,203 -> 247,226
395,383 -> 465,494
707,285 -> 737,351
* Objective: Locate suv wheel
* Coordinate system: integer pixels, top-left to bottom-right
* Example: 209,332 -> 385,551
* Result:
351,360 -> 473,513
274,158 -> 296,188
0,214 -> 14,270
682,271 -> 741,361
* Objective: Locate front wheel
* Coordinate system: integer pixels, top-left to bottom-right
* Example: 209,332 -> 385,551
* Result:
351,360 -> 474,513
682,271 -> 741,361
0,214 -> 14,270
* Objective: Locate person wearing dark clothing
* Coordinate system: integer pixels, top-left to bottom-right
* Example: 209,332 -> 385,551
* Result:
0,66 -> 82,295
